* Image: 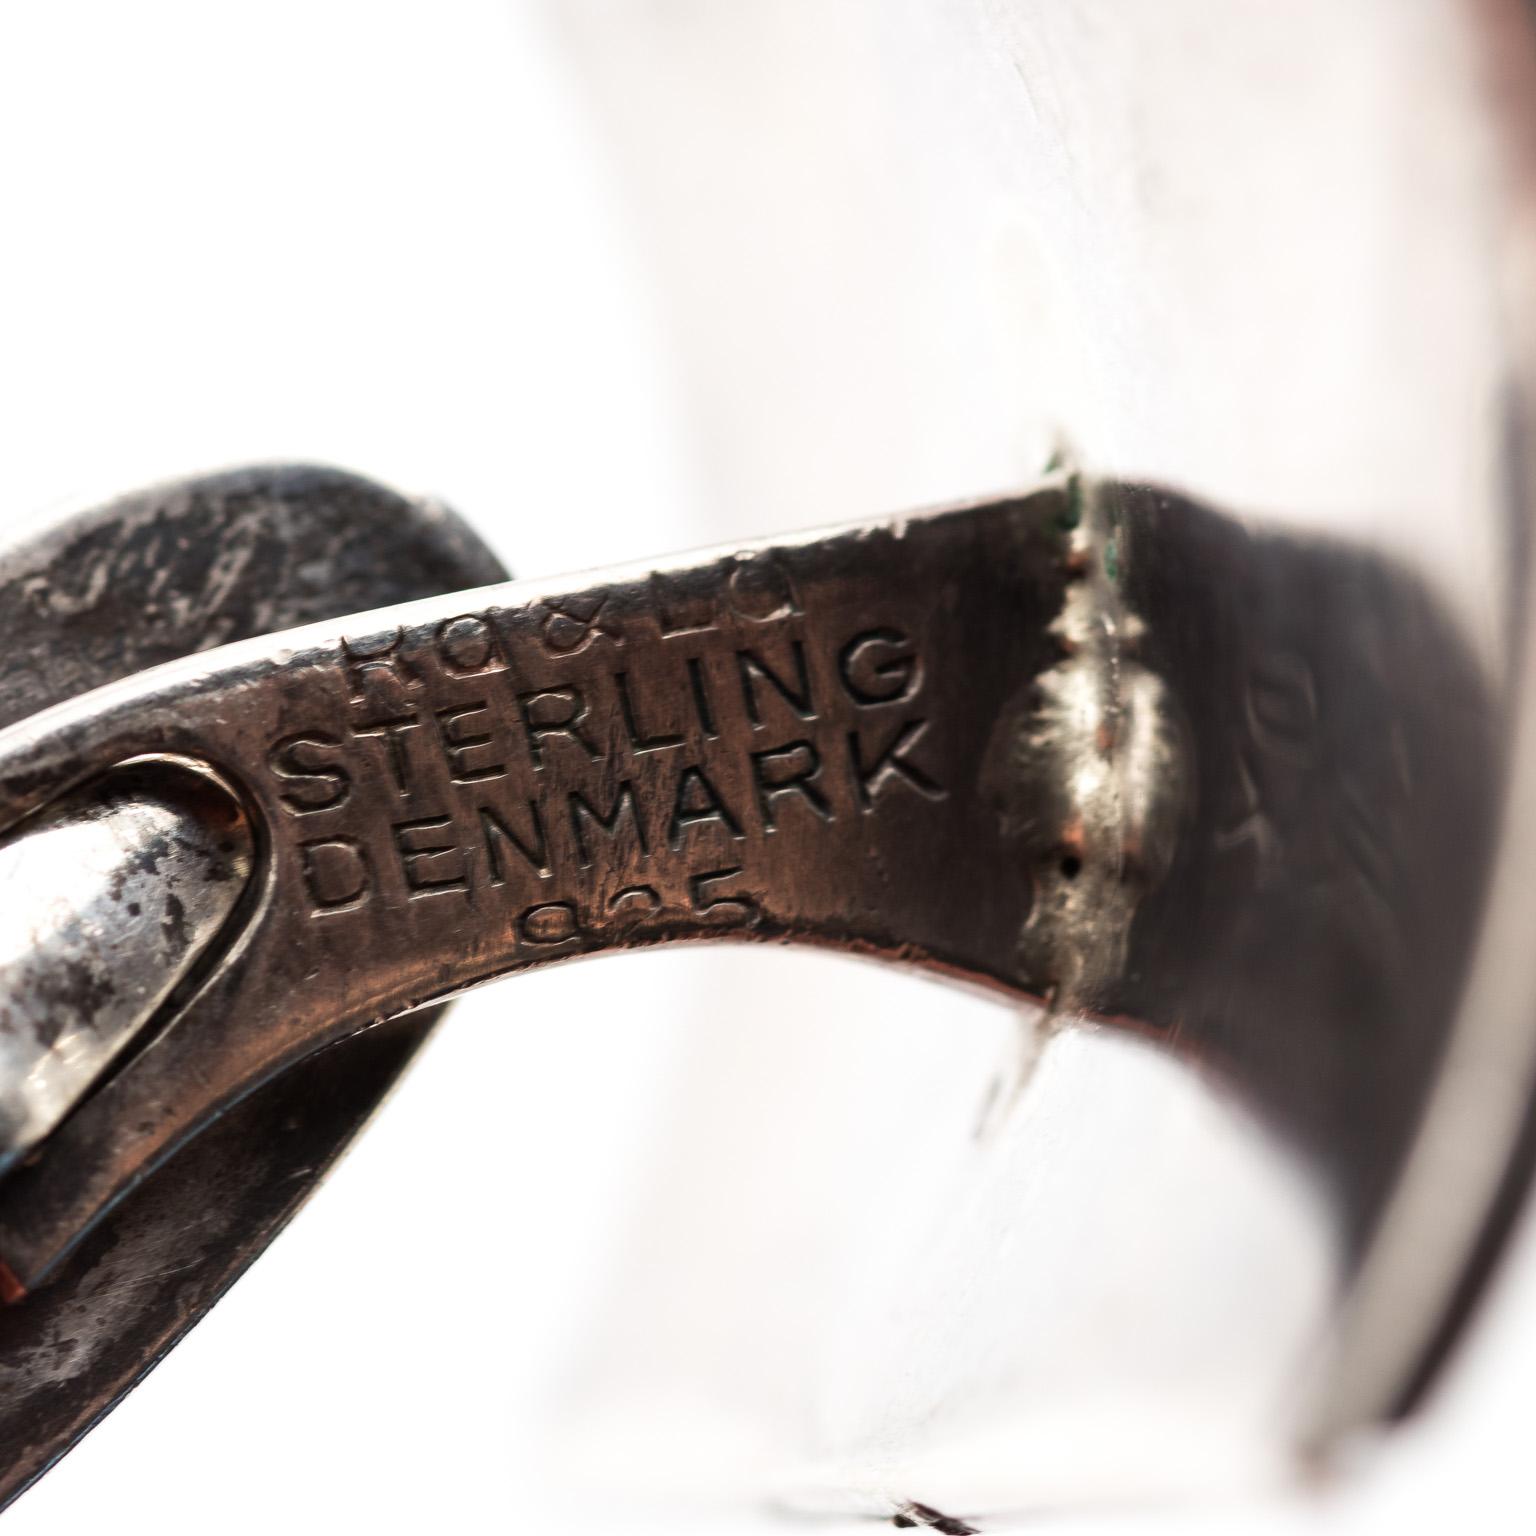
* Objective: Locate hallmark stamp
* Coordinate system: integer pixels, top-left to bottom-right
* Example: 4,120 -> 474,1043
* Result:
268,575 -> 945,937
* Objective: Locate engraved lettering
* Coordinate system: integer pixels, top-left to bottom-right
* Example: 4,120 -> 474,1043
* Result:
616,671 -> 685,754
301,837 -> 373,913
392,815 -> 470,898
519,687 -> 600,768
519,901 -> 580,944
838,628 -> 921,705
435,613 -> 507,676
849,719 -> 946,808
268,733 -> 351,814
608,884 -> 662,922
351,713 -> 422,797
541,594 -> 614,655
650,571 -> 715,637
1247,653 -> 1317,763
669,763 -> 743,848
340,628 -> 422,700
569,781 -> 646,867
435,703 -> 505,783
478,802 -> 552,883
726,553 -> 799,622
687,656 -> 718,737
751,740 -> 831,827
688,865 -> 760,926
737,641 -> 814,727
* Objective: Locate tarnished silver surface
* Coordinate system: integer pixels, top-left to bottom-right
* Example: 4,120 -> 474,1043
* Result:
0,462 -> 1510,1482
0,482 -> 1067,1306
0,764 -> 252,1177
0,464 -> 507,1511
4,1 -> 1536,1523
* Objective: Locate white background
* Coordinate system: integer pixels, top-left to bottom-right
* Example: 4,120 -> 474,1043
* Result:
2,2 -> 1534,1531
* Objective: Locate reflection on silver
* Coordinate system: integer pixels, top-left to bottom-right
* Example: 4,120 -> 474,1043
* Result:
0,765 -> 251,1178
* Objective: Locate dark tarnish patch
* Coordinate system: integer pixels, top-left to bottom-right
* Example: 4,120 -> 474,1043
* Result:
28,962 -> 117,1051
0,463 -> 508,1511
0,764 -> 74,807
158,892 -> 190,955
0,1014 -> 441,1509
0,465 -> 507,740
195,837 -> 246,885
125,829 -> 169,881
